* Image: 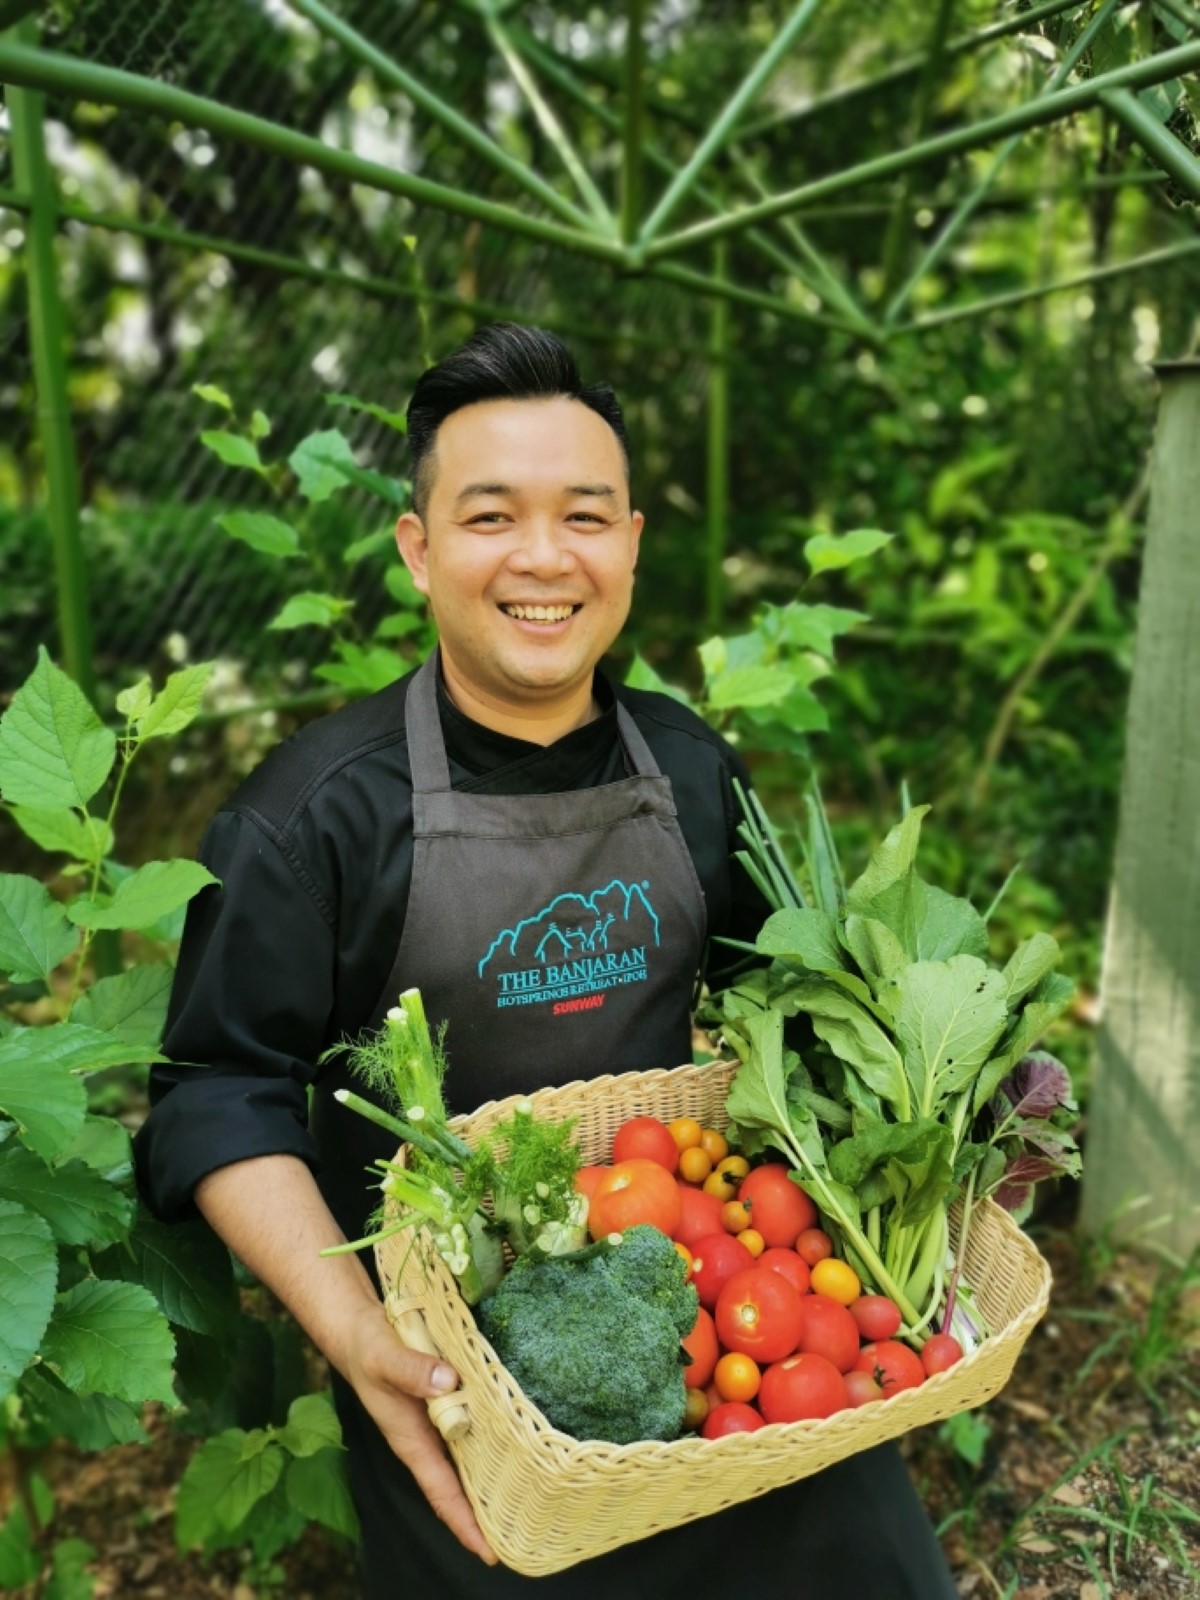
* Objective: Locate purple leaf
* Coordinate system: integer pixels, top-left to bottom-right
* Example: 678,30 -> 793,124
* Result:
998,1051 -> 1075,1120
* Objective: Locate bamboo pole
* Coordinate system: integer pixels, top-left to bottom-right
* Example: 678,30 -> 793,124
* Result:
5,19 -> 93,702
637,0 -> 824,245
282,0 -> 597,233
642,41 -> 1200,258
893,237 -> 1200,333
705,243 -> 731,631
1080,361 -> 1200,1258
0,42 -> 625,265
1099,88 -> 1200,201
620,0 -> 647,245
885,0 -> 1123,327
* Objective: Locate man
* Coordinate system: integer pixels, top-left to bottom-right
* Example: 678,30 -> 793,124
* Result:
136,323 -> 957,1598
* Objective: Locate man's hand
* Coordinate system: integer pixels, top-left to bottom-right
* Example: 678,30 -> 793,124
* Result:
341,1300 -> 498,1565
194,1155 -> 497,1566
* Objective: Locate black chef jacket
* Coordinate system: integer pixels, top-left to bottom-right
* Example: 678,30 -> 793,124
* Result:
134,665 -> 957,1600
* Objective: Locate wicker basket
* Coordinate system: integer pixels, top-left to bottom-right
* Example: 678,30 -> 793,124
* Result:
376,1059 -> 1052,1576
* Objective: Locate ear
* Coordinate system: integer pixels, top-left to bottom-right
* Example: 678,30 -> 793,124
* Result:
629,509 -> 644,572
395,511 -> 430,597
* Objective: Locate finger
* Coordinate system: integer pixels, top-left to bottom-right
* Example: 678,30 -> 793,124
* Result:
375,1341 -> 461,1401
394,1428 -> 498,1565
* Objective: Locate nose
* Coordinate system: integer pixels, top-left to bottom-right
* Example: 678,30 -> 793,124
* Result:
508,516 -> 577,579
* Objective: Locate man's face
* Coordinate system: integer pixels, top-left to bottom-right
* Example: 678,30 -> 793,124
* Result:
396,396 -> 643,710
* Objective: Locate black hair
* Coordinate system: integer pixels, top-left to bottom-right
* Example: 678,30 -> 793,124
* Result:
405,322 -> 630,518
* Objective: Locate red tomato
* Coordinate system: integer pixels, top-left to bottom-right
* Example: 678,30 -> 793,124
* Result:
796,1293 -> 860,1373
673,1184 -> 725,1249
758,1248 -> 811,1297
850,1294 -> 903,1343
587,1159 -> 681,1239
758,1352 -> 849,1423
715,1267 -> 804,1363
736,1165 -> 817,1248
689,1232 -> 753,1310
920,1334 -> 964,1377
844,1370 -> 885,1407
701,1401 -> 764,1440
681,1306 -> 719,1389
856,1340 -> 926,1398
612,1116 -> 679,1173
795,1227 -> 833,1266
574,1165 -> 608,1202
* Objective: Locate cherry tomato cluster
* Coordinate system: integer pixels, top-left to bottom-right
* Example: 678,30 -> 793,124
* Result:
575,1115 -> 963,1439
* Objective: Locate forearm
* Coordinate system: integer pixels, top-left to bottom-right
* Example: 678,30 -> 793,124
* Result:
194,1153 -> 381,1379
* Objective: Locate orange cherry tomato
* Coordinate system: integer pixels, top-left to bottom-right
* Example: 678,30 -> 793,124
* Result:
714,1351 -> 762,1404
810,1258 -> 861,1307
702,1167 -> 742,1201
668,1117 -> 703,1153
698,1128 -> 729,1164
721,1200 -> 753,1235
738,1228 -> 766,1258
678,1147 -> 714,1185
715,1154 -> 750,1183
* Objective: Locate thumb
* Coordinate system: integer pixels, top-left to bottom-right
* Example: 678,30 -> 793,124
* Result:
383,1342 -> 460,1400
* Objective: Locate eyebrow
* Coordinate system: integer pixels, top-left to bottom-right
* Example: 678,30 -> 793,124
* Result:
453,481 -> 620,506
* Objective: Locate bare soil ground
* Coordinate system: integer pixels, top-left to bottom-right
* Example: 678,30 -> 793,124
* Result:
6,1195 -> 1197,1600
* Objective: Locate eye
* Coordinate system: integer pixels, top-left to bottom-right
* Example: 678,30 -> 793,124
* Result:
467,512 -> 509,525
568,512 -> 607,525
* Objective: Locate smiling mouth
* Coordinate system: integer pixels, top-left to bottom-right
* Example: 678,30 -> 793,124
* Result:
499,603 -> 581,624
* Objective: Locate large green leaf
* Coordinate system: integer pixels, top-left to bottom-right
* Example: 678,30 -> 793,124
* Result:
0,874 -> 80,982
0,648 -> 116,810
58,1116 -> 133,1185
786,982 -> 910,1115
275,1392 -> 344,1458
176,1431 -> 286,1549
1001,932 -> 1061,1009
892,957 -> 1010,1115
705,665 -> 793,711
95,1213 -> 238,1342
827,1118 -> 942,1190
846,806 -> 930,913
286,1449 -> 360,1540
137,664 -> 215,741
20,1367 -> 147,1449
913,884 -> 990,962
313,643 -> 406,693
756,908 -> 844,971
624,654 -> 695,707
0,1035 -> 89,1160
71,965 -> 173,1047
839,913 -> 909,987
288,428 -> 357,502
69,860 -> 218,932
7,809 -> 112,865
972,971 -> 1076,1113
216,511 -> 299,557
0,1199 -> 58,1400
0,1146 -> 132,1247
41,1280 -> 177,1405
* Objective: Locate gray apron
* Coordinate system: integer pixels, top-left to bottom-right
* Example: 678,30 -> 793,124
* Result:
366,649 -> 708,1111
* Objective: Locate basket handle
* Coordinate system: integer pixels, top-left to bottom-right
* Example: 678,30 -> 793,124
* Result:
385,1291 -> 472,1442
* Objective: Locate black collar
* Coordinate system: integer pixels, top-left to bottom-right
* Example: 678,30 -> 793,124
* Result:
436,671 -> 620,793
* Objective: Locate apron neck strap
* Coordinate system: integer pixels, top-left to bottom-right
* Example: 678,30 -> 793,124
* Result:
405,652 -> 664,794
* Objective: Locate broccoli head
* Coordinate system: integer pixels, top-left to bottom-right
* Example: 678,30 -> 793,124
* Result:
478,1225 -> 700,1446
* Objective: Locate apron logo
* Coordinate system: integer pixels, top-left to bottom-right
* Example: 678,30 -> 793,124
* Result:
478,878 -> 659,1012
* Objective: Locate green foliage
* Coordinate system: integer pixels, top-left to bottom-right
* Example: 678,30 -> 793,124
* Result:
175,1392 -> 359,1558
195,384 -> 433,694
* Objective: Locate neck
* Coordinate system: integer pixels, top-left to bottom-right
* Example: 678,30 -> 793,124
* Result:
437,651 -> 600,745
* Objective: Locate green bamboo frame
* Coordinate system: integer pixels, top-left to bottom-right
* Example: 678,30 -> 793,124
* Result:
3,0 -> 1198,683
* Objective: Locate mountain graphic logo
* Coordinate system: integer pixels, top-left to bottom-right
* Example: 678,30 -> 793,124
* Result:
478,878 -> 659,978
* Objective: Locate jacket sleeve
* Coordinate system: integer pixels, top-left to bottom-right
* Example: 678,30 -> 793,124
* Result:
133,807 -> 336,1222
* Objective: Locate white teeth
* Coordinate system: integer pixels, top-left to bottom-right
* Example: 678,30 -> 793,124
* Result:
502,604 -> 575,622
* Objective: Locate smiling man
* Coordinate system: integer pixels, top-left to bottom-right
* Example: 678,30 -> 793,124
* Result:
135,324 -> 958,1600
